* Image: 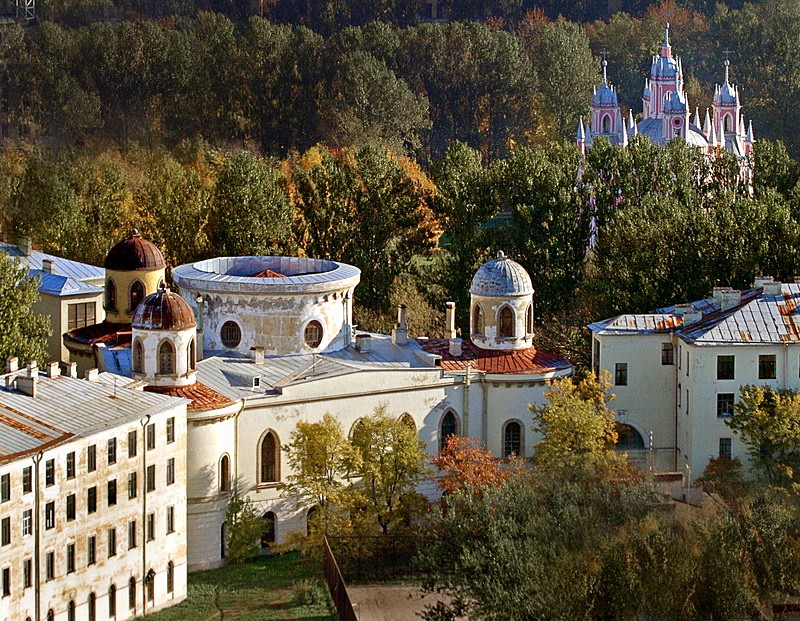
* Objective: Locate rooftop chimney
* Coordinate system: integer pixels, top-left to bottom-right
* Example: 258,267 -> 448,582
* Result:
754,276 -> 774,287
763,281 -> 782,296
445,302 -> 456,340
683,309 -> 703,325
45,362 -> 60,378
5,357 -> 18,373
250,346 -> 265,365
85,368 -> 99,382
355,334 -> 372,353
41,258 -> 55,274
720,289 -> 742,311
392,304 -> 409,346
17,236 -> 32,256
26,361 -> 37,378
16,375 -> 37,397
672,304 -> 694,316
449,338 -> 463,357
64,362 -> 77,379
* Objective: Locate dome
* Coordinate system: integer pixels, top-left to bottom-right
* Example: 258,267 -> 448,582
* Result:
470,251 -> 534,297
592,84 -> 618,106
105,230 -> 166,271
133,287 -> 196,331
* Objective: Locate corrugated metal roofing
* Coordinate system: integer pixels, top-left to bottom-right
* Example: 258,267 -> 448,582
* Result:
0,242 -> 104,284
0,371 -> 186,463
33,271 -> 103,296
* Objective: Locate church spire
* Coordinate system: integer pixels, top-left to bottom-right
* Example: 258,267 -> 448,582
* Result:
661,22 -> 672,58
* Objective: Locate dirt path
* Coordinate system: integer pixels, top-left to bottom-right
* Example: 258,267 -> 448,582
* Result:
348,584 -> 457,621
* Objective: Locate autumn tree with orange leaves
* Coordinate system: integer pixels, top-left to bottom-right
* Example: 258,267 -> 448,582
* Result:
432,436 -> 513,496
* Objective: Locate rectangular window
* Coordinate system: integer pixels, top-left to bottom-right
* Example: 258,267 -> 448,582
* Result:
661,342 -> 674,365
717,355 -> 735,380
107,479 -> 117,506
678,345 -> 682,369
22,509 -> 31,537
759,354 -> 777,380
717,393 -> 735,418
686,350 -> 689,375
677,383 -> 682,407
108,438 -> 117,464
147,423 -> 156,450
719,437 -> 733,460
87,535 -> 96,566
66,543 -> 75,574
128,521 -> 137,549
23,559 -> 31,588
686,389 -> 690,415
22,467 -> 31,494
45,459 -> 54,487
66,494 -> 76,521
1,517 -> 9,546
167,417 -> 175,444
66,451 -> 75,479
45,552 -> 54,581
128,430 -> 137,458
147,464 -> 155,492
87,444 -> 97,472
87,486 -> 97,514
166,506 -> 175,534
2,567 -> 9,597
128,472 -> 137,499
107,528 -> 116,557
166,458 -> 175,486
45,502 -> 55,530
0,474 -> 9,502
614,363 -> 628,386
67,301 -> 96,330
147,512 -> 155,542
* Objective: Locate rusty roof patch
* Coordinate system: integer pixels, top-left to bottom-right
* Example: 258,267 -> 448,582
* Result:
418,339 -> 572,375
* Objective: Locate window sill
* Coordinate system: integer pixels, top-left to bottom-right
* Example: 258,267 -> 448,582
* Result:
257,482 -> 281,490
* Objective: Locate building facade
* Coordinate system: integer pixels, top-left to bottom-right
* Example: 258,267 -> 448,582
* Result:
588,279 -> 799,478
0,358 -> 188,621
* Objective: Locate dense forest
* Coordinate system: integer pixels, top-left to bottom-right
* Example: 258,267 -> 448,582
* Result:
3,0 -> 800,364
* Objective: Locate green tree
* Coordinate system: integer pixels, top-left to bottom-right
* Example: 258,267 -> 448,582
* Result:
349,405 -> 429,534
207,150 -> 293,257
0,253 -> 50,366
531,372 -> 624,474
224,490 -> 267,564
280,413 -> 357,532
727,385 -> 800,485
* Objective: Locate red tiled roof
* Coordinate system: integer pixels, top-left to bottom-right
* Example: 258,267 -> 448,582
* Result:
418,339 -> 572,375
144,382 -> 236,413
64,321 -> 132,348
250,269 -> 286,278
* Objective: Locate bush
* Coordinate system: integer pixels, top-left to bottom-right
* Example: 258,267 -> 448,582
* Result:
290,578 -> 326,607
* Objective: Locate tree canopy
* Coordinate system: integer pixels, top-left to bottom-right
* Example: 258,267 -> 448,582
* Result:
0,253 -> 50,366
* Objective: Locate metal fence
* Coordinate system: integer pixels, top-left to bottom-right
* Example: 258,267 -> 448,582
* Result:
323,535 -> 358,621
326,534 -> 418,582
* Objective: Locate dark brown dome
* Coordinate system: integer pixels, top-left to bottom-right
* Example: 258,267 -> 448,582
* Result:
132,287 -> 196,331
104,230 -> 166,271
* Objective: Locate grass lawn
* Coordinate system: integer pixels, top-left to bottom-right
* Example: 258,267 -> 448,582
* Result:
142,552 -> 337,621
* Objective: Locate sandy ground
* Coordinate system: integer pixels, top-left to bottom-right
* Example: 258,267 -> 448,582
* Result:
348,584 -> 455,621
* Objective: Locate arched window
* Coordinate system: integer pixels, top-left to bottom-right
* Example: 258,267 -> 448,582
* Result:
105,279 -> 117,311
220,522 -> 227,559
129,280 -> 145,312
188,338 -> 196,371
304,320 -> 323,348
503,421 -> 522,459
724,114 -> 731,132
167,561 -> 174,594
219,454 -> 230,492
399,413 -> 416,431
259,431 -> 279,484
439,411 -> 459,452
498,306 -> 514,338
128,577 -> 136,610
221,321 -> 241,349
261,512 -> 276,548
472,304 -> 484,335
146,570 -> 154,602
307,507 -> 318,535
108,584 -> 117,617
88,592 -> 96,621
133,339 -> 144,374
602,114 -> 611,133
67,601 -> 75,621
47,610 -> 54,621
616,423 -> 645,450
158,340 -> 175,375
525,304 -> 533,335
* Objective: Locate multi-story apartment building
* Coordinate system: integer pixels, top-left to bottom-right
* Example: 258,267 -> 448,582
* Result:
0,358 -> 188,621
588,279 -> 799,478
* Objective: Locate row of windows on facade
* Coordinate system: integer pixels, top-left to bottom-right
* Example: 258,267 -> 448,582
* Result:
251,413 -> 524,488
19,563 -> 175,621
472,304 -> 534,338
613,353 -> 781,386
132,338 -> 196,376
218,319 -> 324,349
0,418 -> 175,502
0,463 -> 176,548
105,279 -> 163,314
1,510 -> 176,606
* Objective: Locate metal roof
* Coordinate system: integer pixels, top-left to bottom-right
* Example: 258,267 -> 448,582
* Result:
0,370 -> 186,463
32,271 -> 103,296
589,284 -> 800,346
469,251 -> 533,297
1,242 -> 104,297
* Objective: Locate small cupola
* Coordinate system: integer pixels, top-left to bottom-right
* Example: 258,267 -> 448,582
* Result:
131,285 -> 198,387
469,251 -> 535,351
